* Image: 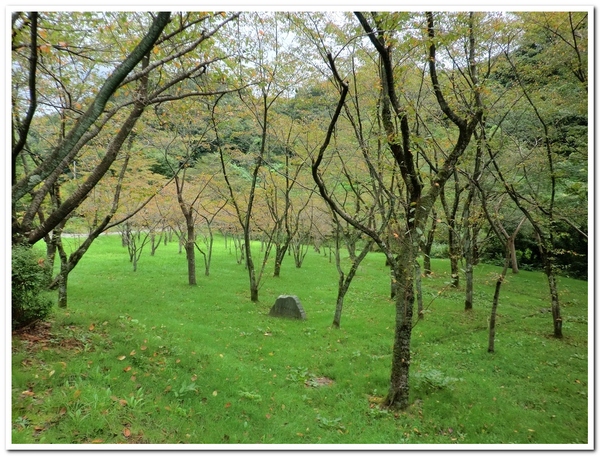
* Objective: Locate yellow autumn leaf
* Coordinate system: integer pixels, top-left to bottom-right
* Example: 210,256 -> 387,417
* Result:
117,355 -> 126,361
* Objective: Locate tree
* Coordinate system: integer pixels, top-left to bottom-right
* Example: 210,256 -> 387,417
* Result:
483,12 -> 588,337
213,12 -> 307,302
311,12 -> 485,409
12,12 -> 171,244
12,11 -> 240,316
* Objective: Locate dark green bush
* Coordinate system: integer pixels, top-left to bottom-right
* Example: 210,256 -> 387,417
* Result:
12,244 -> 53,330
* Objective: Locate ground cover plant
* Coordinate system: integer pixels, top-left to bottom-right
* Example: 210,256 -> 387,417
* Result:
11,234 -> 589,446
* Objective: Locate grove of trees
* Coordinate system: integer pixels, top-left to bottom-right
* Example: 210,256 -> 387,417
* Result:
12,10 -> 588,409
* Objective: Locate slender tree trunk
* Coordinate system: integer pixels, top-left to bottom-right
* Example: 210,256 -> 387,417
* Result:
415,261 -> 424,319
488,250 -> 510,352
547,267 -> 563,338
206,233 -> 213,276
464,250 -> 474,310
56,238 -> 69,308
448,226 -> 460,288
508,235 -> 519,274
185,218 -> 196,286
421,211 -> 437,276
332,223 -> 373,328
538,237 -> 562,338
464,223 -> 474,311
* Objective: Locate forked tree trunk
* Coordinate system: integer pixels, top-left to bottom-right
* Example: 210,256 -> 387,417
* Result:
332,227 -> 373,328
273,244 -> 287,277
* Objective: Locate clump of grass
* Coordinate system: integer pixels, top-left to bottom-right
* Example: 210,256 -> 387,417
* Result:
12,235 -> 589,445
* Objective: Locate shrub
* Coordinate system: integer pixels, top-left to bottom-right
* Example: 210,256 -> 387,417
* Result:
12,244 -> 53,330
429,242 -> 449,259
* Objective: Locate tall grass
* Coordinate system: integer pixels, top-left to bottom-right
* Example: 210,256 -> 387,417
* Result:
11,234 -> 589,447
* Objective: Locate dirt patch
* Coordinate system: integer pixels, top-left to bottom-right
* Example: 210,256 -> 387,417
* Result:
12,320 -> 85,353
12,321 -> 53,351
305,376 -> 334,388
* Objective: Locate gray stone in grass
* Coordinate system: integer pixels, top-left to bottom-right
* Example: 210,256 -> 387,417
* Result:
269,295 -> 306,320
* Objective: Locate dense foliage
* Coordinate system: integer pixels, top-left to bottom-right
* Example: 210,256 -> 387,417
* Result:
11,244 -> 53,330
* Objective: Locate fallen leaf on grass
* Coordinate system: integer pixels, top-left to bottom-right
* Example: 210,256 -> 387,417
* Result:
89,324 -> 95,331
117,355 -> 126,361
130,350 -> 136,356
124,366 -> 132,372
21,391 -> 35,397
123,428 -> 131,438
225,402 -> 231,408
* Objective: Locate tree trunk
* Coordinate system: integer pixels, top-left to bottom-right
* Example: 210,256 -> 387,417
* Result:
539,240 -> 562,338
205,233 -> 213,276
508,235 -> 519,274
547,268 -> 563,338
448,226 -> 460,288
488,250 -> 510,352
273,244 -> 287,277
421,212 -> 437,276
415,261 -> 423,319
56,238 -> 69,308
57,268 -> 68,308
385,244 -> 417,409
332,276 -> 346,329
186,223 -> 196,286
464,224 -> 474,311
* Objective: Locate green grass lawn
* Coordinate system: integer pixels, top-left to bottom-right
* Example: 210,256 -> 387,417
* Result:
11,234 -> 590,448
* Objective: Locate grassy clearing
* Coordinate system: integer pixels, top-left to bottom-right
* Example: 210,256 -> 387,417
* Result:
11,234 -> 589,446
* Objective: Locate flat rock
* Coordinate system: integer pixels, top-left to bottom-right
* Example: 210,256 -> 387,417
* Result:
269,295 -> 306,320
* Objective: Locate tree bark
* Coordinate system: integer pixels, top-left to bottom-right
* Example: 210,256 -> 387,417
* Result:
385,241 -> 417,409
